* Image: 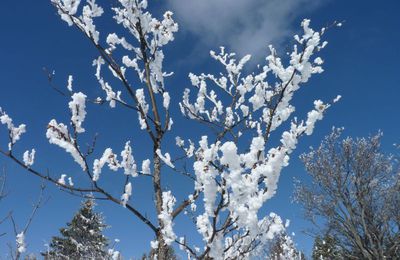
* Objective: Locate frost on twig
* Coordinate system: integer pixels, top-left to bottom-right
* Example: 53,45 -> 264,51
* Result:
159,191 -> 177,245
23,149 -> 35,168
121,182 -> 132,207
121,141 -> 137,177
156,149 -> 175,169
16,232 -> 26,254
68,92 -> 87,133
92,148 -> 120,181
0,109 -> 26,151
46,119 -> 86,170
141,159 -> 151,175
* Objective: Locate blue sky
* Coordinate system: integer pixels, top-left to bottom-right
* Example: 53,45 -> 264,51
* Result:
0,0 -> 399,258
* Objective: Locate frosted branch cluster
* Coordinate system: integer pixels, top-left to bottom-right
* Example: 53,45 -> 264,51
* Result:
177,18 -> 339,258
0,108 -> 26,150
0,1 -> 341,259
46,119 -> 86,170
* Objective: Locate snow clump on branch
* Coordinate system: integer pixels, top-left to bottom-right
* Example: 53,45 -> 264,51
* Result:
159,191 -> 177,245
23,149 -> 35,167
68,92 -> 87,133
16,232 -> 26,253
0,109 -> 26,150
46,119 -> 86,170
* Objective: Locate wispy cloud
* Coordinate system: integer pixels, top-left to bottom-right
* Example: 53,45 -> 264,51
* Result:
167,0 -> 326,59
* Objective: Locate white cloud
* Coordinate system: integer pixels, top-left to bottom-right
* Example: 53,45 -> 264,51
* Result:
167,0 -> 325,59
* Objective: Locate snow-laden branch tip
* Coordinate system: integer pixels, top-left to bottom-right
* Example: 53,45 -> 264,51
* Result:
121,141 -> 137,177
92,148 -> 120,181
59,174 -> 74,186
69,92 -> 87,133
92,56 -> 123,108
0,109 -> 26,150
163,92 -> 170,109
46,119 -> 86,170
121,182 -> 132,207
156,149 -> 175,168
52,0 -> 104,43
16,232 -> 26,253
135,89 -> 149,130
141,159 -> 151,175
333,95 -> 342,103
68,176 -> 74,186
305,100 -> 327,135
58,174 -> 67,185
67,75 -> 73,92
23,149 -> 35,167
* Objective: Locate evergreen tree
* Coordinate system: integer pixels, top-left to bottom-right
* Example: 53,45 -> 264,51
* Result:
267,233 -> 305,260
312,233 -> 343,260
42,198 -> 111,259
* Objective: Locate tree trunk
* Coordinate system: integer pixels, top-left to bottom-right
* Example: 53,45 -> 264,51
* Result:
156,233 -> 169,259
153,140 -> 169,259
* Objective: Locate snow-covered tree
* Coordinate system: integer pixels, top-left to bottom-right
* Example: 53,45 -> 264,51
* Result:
296,129 -> 400,259
0,0 -> 341,258
42,199 -> 113,259
312,233 -> 343,260
267,233 -> 304,260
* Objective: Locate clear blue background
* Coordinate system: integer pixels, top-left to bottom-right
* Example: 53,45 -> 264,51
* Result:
0,0 -> 399,258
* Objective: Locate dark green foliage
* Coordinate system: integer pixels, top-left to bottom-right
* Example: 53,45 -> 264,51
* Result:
42,199 -> 111,260
312,234 -> 343,260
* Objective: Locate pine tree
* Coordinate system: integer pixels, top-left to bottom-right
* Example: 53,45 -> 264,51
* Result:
312,233 -> 343,260
43,198 -> 111,259
267,233 -> 305,260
